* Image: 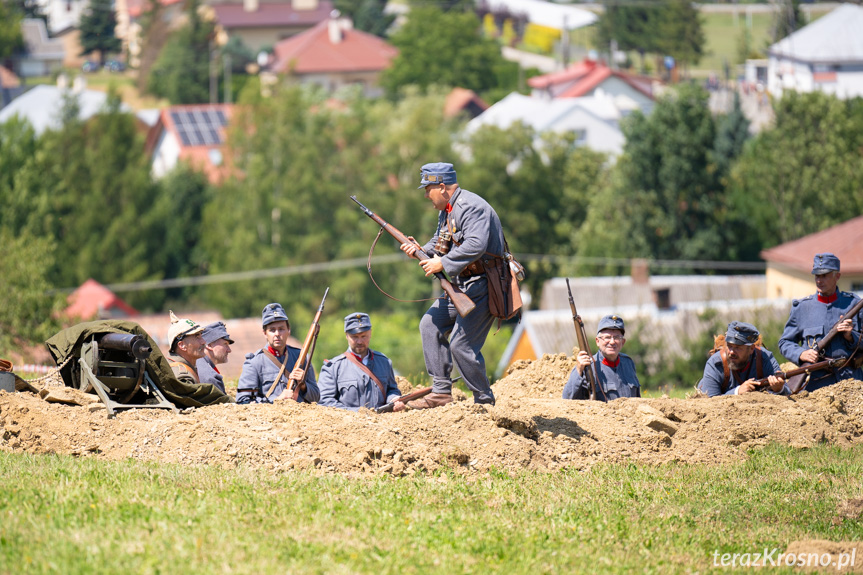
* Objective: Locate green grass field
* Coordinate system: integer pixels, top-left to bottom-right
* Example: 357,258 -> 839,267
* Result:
2,443 -> 861,573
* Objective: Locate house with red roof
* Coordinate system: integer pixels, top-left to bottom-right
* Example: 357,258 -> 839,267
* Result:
268,16 -> 398,97
66,279 -> 139,321
212,0 -> 333,53
444,88 -> 489,120
146,104 -> 234,185
760,215 -> 863,300
528,58 -> 659,115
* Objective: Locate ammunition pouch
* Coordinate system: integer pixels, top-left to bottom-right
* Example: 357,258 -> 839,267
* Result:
459,260 -> 486,278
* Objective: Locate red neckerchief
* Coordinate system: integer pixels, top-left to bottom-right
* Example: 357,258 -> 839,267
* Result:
817,292 -> 838,304
350,351 -> 373,364
212,365 -> 221,374
602,356 -> 620,368
445,203 -> 453,213
267,345 -> 283,358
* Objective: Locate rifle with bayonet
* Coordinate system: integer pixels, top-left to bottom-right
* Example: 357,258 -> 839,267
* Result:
786,297 -> 863,393
350,195 -> 476,318
273,287 -> 329,401
375,386 -> 433,414
753,357 -> 847,392
566,278 -> 601,401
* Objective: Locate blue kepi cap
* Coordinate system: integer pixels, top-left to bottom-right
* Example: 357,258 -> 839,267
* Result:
418,162 -> 457,188
597,315 -> 625,335
344,312 -> 372,334
201,321 -> 234,345
811,253 -> 840,275
262,303 -> 289,327
725,321 -> 759,346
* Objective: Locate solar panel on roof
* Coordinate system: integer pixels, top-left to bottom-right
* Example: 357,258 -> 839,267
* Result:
170,108 -> 228,147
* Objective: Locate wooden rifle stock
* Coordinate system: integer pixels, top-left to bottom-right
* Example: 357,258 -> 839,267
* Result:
755,357 -> 847,393
786,298 -> 863,393
350,195 -> 476,318
374,386 -> 433,414
566,279 -> 601,401
286,287 -> 329,401
814,298 -> 863,355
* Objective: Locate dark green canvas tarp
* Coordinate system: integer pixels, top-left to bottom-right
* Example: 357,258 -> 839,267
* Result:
45,320 -> 232,408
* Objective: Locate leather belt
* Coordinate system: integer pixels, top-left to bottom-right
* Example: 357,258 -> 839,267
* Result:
459,260 -> 485,278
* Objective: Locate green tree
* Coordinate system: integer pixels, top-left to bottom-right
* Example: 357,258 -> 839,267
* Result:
771,0 -> 805,43
333,0 -> 394,37
713,92 -> 750,185
147,0 -> 215,104
78,0 -> 122,65
730,91 -> 863,249
594,2 -> 655,71
380,7 -> 518,99
0,229 -> 62,353
577,83 -> 744,268
0,0 -> 24,59
655,0 -> 705,69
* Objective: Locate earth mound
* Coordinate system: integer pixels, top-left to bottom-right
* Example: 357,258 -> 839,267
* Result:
1,354 -> 862,476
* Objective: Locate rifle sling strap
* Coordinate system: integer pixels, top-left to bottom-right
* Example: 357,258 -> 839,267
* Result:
344,353 -> 387,396
263,350 -> 290,398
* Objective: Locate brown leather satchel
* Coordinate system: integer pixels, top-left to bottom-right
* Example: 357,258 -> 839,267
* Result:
483,253 -> 523,321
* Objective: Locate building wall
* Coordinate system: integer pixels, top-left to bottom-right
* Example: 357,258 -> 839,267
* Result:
291,70 -> 385,97
587,76 -> 654,114
767,56 -> 863,99
227,26 -> 311,52
59,29 -> 87,68
766,262 -> 863,299
151,130 -> 181,179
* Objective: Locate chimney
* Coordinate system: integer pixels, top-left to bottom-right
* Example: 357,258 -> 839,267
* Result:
328,11 -> 343,44
631,258 -> 649,285
244,0 -> 258,13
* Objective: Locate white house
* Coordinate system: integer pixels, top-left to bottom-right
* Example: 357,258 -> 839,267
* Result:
465,91 -> 625,156
0,82 -> 129,134
767,3 -> 863,99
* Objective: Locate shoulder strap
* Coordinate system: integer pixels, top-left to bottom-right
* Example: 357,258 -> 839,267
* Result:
169,360 -> 199,383
755,346 -> 764,380
263,349 -> 289,398
718,348 -> 730,394
344,353 -> 386,395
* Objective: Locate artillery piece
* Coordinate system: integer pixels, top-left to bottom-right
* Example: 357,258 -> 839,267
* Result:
75,333 -> 177,418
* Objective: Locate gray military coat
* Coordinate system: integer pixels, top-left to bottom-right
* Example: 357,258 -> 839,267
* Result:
563,351 -> 641,401
237,346 -> 319,403
778,291 -> 863,390
318,350 -> 401,411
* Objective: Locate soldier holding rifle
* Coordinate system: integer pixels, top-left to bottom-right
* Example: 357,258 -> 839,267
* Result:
563,315 -> 641,401
697,321 -> 787,397
318,313 -> 406,412
778,253 -> 863,392
236,303 -> 320,404
398,162 -> 506,408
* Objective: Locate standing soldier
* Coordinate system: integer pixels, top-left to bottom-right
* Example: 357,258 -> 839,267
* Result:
399,162 -> 506,408
236,303 -> 320,404
166,311 -> 206,385
318,313 -> 405,411
779,253 -> 863,391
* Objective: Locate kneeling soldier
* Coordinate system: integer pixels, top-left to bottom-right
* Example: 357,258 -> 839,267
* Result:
698,321 -> 787,397
318,313 -> 405,412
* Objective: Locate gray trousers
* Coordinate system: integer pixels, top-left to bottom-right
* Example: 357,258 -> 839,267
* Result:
420,278 -> 495,404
